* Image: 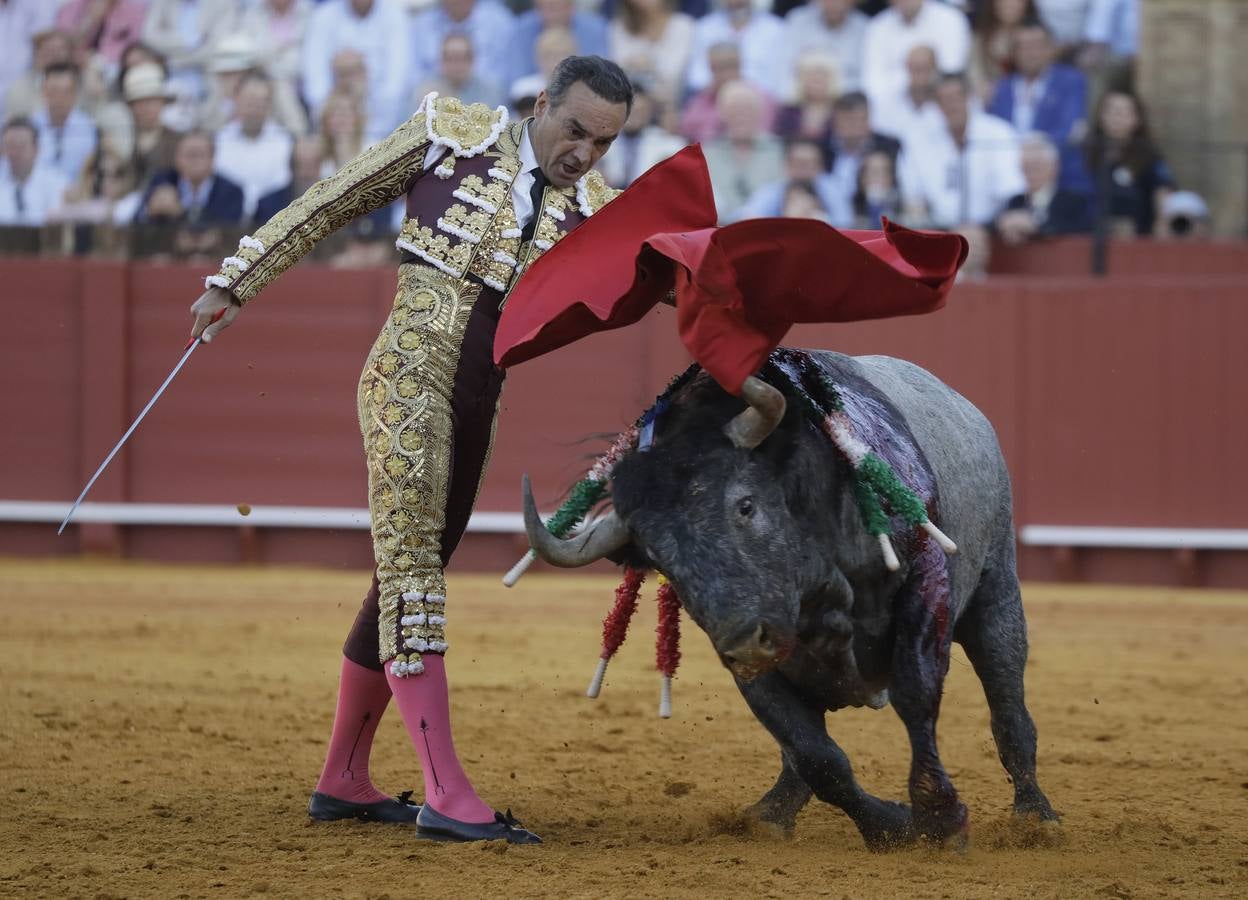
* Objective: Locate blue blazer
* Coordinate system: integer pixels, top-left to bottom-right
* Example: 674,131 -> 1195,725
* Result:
137,170 -> 245,225
989,64 -> 1091,193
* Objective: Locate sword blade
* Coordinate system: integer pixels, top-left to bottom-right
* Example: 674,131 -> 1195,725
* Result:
58,339 -> 203,535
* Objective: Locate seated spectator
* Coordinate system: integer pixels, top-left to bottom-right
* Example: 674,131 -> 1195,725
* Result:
508,75 -> 544,120
608,0 -> 695,110
31,64 -> 99,183
302,0 -> 410,141
255,135 -> 326,225
729,137 -> 848,225
0,2 -> 57,116
988,18 -> 1090,192
773,53 -> 839,149
596,81 -> 686,188
782,0 -> 869,94
970,0 -> 1037,100
873,44 -> 943,142
409,0 -> 515,96
1084,88 -> 1173,237
685,0 -> 785,97
1079,0 -> 1137,79
507,0 -> 608,89
780,180 -> 835,222
995,132 -> 1092,243
1034,0 -> 1091,53
55,0 -> 148,69
3,28 -> 77,120
702,80 -> 785,222
862,0 -> 971,117
507,26 -> 578,105
851,148 -> 903,228
0,117 -> 69,226
136,129 -> 244,225
214,72 -> 293,218
49,141 -> 142,228
121,62 -> 180,186
411,34 -> 504,110
897,73 -> 1025,230
199,35 -> 307,136
319,89 -> 366,174
679,42 -> 775,144
1157,190 -> 1211,241
239,0 -> 312,89
826,91 -> 899,208
93,41 -> 169,164
142,0 -> 242,102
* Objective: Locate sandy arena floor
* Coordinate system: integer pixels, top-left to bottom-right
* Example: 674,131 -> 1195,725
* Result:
1,558 -> 1246,899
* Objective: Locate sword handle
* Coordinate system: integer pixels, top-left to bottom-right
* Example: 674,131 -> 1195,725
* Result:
186,306 -> 228,350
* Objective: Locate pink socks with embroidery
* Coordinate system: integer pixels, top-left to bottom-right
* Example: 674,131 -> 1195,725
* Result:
315,657 -> 393,805
386,653 -> 495,824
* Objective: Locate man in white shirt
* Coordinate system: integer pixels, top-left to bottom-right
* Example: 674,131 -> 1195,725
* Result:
0,117 -> 68,225
214,73 -> 294,218
861,0 -> 970,119
783,0 -> 870,94
0,0 -> 56,118
897,73 -> 1024,229
873,43 -> 943,142
686,0 -> 786,97
302,0 -> 411,141
30,63 -> 98,183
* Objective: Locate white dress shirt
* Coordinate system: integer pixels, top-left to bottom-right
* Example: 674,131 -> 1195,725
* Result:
873,88 -> 944,143
897,110 -> 1024,228
862,1 -> 970,116
31,108 -> 99,183
214,119 -> 295,217
0,163 -> 69,226
302,0 -> 411,141
685,11 -> 787,95
782,5 -> 870,94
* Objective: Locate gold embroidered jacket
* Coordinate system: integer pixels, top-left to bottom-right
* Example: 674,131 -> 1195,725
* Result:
206,94 -> 620,304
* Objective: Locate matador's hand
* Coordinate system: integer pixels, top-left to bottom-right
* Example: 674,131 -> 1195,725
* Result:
190,286 -> 242,343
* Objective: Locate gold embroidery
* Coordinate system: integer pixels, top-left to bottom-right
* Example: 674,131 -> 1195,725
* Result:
217,112 -> 432,304
581,169 -> 621,214
358,265 -> 480,669
428,96 -> 505,154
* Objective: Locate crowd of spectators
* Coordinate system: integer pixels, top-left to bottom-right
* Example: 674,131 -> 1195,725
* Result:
0,0 -> 1206,273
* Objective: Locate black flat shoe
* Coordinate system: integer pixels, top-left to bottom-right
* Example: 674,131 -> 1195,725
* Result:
308,790 -> 422,824
415,804 -> 542,844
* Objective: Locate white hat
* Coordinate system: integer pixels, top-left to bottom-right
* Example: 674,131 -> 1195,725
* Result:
209,34 -> 260,74
1162,190 -> 1210,221
123,63 -> 175,102
509,74 -> 545,104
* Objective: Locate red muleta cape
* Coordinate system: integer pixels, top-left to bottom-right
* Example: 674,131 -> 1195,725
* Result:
494,146 -> 969,395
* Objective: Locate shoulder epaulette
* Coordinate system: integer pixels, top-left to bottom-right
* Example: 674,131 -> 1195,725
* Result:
575,169 -> 621,217
422,92 -> 509,158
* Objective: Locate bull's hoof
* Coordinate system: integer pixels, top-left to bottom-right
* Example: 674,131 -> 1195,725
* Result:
1014,794 -> 1061,823
914,800 -> 970,850
859,801 -> 916,852
742,801 -> 798,838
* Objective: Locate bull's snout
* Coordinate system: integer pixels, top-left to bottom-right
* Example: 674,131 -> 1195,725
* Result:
717,621 -> 791,680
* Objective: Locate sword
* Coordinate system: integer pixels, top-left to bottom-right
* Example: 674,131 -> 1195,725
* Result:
58,308 -> 227,535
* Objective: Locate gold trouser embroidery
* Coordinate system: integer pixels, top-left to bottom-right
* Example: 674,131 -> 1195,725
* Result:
357,264 -> 480,675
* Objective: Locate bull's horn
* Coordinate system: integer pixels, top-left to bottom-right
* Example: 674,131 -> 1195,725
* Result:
724,376 -> 786,449
522,474 -> 629,568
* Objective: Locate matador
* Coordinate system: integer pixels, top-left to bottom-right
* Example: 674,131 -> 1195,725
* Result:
189,56 -> 632,844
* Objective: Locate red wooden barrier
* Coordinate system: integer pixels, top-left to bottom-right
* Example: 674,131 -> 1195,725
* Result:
2,245 -> 1244,586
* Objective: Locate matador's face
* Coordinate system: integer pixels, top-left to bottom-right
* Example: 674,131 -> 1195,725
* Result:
530,81 -> 627,189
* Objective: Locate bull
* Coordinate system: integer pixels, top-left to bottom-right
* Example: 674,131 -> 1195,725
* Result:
522,350 -> 1059,849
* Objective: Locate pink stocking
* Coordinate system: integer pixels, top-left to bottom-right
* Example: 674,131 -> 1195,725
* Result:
314,657 -> 393,805
386,654 -> 494,823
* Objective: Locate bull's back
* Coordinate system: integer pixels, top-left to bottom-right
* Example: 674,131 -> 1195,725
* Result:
808,351 -> 1015,613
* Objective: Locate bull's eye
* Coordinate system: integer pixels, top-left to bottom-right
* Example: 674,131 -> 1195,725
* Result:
737,497 -> 754,517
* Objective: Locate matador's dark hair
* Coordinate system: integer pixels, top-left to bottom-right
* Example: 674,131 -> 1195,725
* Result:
547,55 -> 634,116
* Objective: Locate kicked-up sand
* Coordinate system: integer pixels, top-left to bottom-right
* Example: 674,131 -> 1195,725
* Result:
0,559 -> 1245,899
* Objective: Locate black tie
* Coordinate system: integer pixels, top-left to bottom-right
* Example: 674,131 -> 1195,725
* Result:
520,167 -> 548,243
